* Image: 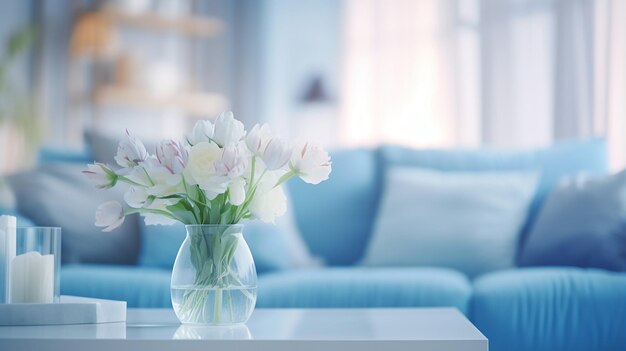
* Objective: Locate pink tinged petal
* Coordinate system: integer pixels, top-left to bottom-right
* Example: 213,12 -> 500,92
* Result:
290,142 -> 332,184
115,131 -> 148,168
83,163 -> 116,189
301,142 -> 308,158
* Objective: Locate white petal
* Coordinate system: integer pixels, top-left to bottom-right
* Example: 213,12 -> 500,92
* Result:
143,213 -> 177,226
228,178 -> 246,206
124,187 -> 149,208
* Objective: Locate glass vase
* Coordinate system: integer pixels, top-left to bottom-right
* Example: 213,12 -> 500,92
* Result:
171,224 -> 257,325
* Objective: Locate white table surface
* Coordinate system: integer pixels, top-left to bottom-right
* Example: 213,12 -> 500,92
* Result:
0,307 -> 488,351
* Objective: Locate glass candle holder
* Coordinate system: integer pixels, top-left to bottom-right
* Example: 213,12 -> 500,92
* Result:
10,227 -> 61,304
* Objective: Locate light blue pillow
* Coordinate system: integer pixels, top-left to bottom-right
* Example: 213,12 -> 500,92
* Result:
520,171 -> 626,270
7,164 -> 140,264
362,167 -> 539,278
379,138 -> 609,258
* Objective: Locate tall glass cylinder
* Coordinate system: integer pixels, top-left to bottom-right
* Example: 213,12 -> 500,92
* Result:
10,227 -> 61,304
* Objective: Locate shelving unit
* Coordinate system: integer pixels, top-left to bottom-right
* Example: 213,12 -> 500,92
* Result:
93,85 -> 228,116
68,2 -> 228,142
105,10 -> 222,37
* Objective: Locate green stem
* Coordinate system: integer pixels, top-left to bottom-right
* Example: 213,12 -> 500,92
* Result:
117,176 -> 148,187
124,207 -> 182,221
227,288 -> 234,322
274,169 -> 296,188
214,287 -> 222,323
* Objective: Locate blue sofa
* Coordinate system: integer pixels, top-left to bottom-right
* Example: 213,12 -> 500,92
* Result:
10,139 -> 626,351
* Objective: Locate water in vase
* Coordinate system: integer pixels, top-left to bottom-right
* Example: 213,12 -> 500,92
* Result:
171,285 -> 257,325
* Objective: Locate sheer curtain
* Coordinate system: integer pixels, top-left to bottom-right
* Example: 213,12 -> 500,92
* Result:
340,0 -> 481,148
341,0 -> 626,168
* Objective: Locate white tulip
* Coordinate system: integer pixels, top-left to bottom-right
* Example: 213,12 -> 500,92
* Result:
248,173 -> 287,223
156,140 -> 188,174
248,185 -> 287,223
228,177 -> 246,206
184,141 -> 228,199
126,156 -> 183,197
213,111 -> 245,147
83,163 -> 118,189
262,138 -> 291,170
214,143 -> 248,178
125,156 -> 157,186
245,124 -> 272,155
290,142 -> 332,184
114,131 -> 148,169
95,201 -> 125,232
146,171 -> 184,198
124,187 -> 151,208
141,198 -> 178,226
186,120 -> 214,146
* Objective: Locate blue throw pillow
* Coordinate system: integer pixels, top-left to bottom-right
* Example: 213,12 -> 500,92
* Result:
0,208 -> 35,227
362,167 -> 539,277
139,220 -> 292,274
379,138 -> 609,256
519,171 -> 626,271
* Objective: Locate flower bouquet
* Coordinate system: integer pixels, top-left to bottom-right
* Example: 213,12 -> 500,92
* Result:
84,112 -> 331,325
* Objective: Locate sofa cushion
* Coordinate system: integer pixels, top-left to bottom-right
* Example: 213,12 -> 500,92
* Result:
0,208 -> 35,227
287,148 -> 381,266
380,138 -> 609,256
520,171 -> 626,271
471,268 -> 626,351
7,164 -> 140,264
257,267 -> 471,312
363,168 -> 538,277
61,264 -> 171,308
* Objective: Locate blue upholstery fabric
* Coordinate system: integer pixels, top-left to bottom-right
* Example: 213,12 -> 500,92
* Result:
379,138 -> 609,255
62,265 -> 472,311
257,267 -> 471,312
0,208 -> 35,227
287,148 -> 381,265
471,268 -> 626,351
138,221 -> 293,274
38,148 -> 93,165
61,264 -> 171,308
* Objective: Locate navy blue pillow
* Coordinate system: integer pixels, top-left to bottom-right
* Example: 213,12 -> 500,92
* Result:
520,171 -> 626,270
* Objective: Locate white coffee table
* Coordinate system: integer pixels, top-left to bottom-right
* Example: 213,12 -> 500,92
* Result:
0,307 -> 487,351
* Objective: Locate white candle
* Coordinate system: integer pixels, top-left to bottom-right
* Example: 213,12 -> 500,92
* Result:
0,215 -> 16,303
10,251 -> 55,303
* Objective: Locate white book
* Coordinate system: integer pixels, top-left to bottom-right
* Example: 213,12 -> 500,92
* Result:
0,295 -> 127,326
0,215 -> 16,304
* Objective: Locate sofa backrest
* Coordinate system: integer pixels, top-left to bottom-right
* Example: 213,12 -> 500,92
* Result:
36,138 -> 610,267
287,138 -> 608,266
287,148 -> 382,266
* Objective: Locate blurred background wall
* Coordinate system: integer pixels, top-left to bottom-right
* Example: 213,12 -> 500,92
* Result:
0,0 -> 624,171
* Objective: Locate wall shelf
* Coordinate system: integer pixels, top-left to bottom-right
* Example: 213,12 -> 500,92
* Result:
93,86 -> 229,116
104,10 -> 223,38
